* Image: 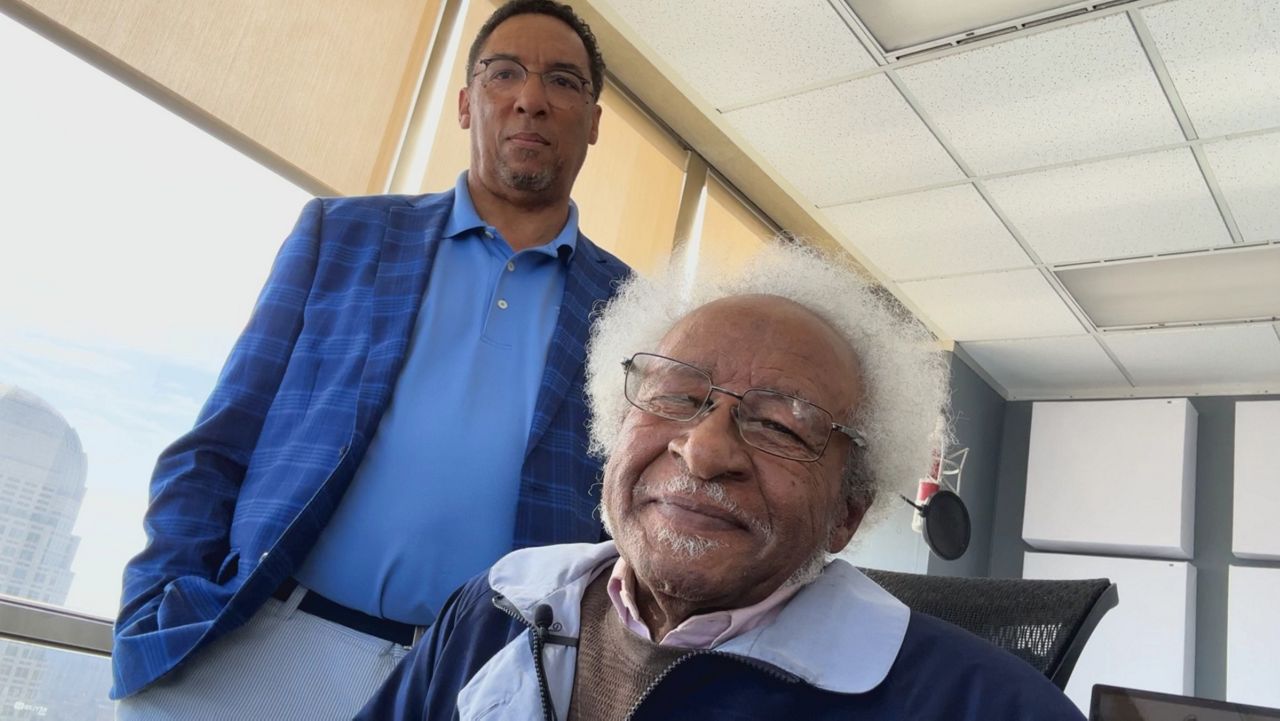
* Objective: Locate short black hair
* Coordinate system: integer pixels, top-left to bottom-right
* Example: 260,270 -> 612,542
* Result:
466,0 -> 606,102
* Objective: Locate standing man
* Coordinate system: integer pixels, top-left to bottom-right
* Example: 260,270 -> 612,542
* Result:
112,2 -> 629,718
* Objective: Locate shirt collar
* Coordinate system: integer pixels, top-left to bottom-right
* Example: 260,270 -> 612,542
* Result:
606,556 -> 802,649
486,541 -> 910,694
443,170 -> 579,260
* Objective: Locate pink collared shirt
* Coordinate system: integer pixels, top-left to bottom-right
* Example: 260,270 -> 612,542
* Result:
605,557 -> 803,649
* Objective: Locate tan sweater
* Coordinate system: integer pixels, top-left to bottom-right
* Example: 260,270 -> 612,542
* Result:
567,572 -> 691,721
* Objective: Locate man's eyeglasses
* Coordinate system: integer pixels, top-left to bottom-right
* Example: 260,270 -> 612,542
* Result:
472,57 -> 593,108
621,353 -> 867,463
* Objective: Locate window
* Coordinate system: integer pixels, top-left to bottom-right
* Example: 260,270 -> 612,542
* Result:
2,15 -> 311,709
10,0 -> 443,194
0,639 -> 110,720
0,15 -> 309,626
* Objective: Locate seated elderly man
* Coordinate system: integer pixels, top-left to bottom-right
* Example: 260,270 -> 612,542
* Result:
357,245 -> 1083,720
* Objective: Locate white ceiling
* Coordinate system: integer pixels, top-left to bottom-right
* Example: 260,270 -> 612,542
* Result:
599,0 -> 1280,399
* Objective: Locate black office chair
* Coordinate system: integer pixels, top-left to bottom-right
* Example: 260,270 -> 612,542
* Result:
861,568 -> 1118,690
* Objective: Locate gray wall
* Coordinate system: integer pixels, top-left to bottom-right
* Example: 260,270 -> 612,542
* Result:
927,355 -> 1007,578
986,394 -> 1280,700
989,401 -> 1034,580
842,353 -> 1007,575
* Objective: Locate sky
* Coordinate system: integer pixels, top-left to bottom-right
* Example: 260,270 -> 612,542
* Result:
0,15 -> 310,617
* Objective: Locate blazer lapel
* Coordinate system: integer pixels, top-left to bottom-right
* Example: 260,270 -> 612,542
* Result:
353,194 -> 451,441
524,237 -> 619,456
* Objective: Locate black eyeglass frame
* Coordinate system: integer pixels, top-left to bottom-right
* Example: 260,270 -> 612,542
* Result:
471,56 -> 594,106
620,352 -> 867,463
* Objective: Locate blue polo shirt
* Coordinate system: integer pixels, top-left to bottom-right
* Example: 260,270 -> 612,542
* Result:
294,172 -> 576,624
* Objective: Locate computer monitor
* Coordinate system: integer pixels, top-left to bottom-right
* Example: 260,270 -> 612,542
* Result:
1091,684 -> 1280,721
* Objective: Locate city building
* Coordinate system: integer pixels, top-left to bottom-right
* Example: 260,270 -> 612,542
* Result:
0,385 -> 108,719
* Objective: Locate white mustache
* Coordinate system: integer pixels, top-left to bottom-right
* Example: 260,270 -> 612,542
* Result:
634,472 -> 773,538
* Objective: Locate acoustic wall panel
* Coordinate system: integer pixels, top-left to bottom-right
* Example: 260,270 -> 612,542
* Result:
1227,566 -> 1280,708
1233,401 -> 1280,560
1023,399 -> 1197,558
1024,552 -> 1196,714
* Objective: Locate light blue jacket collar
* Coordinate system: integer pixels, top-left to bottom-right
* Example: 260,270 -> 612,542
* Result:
486,541 -> 910,695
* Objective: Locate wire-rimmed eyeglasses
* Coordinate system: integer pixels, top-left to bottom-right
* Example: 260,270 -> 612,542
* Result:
621,352 -> 866,463
472,57 -> 593,108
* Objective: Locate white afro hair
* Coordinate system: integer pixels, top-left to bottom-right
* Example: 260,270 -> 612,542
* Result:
585,242 -> 950,525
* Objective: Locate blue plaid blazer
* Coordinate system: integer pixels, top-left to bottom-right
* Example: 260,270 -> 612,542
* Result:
110,191 -> 630,698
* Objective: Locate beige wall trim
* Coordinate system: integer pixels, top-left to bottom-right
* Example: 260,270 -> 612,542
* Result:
1,0 -> 336,196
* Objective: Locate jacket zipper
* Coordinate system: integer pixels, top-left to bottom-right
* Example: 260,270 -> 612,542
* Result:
492,594 -> 557,721
494,594 -> 802,721
622,649 -> 802,721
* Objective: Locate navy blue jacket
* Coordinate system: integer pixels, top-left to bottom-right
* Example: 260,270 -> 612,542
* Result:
112,193 -> 630,698
357,543 -> 1086,721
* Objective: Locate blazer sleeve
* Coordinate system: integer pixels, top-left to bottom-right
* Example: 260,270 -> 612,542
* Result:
115,198 -> 324,634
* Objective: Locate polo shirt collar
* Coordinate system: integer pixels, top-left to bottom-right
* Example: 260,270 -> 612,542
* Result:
444,171 -> 579,260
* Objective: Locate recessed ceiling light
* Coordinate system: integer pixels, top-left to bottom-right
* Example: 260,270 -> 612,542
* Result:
844,0 -> 1134,57
1057,245 -> 1280,329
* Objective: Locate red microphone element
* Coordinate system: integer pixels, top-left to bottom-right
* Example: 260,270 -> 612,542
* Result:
912,455 -> 941,533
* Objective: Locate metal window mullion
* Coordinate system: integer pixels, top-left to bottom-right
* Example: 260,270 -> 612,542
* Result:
0,595 -> 113,657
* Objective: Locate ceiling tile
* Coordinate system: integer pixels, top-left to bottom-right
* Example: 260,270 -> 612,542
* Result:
1203,132 -> 1280,243
824,184 -> 1032,279
896,14 -> 1185,175
850,0 -> 1083,54
601,0 -> 876,110
1142,0 -> 1280,138
898,269 -> 1086,340
723,75 -> 965,206
985,148 -> 1231,264
1058,244 -> 1280,328
1104,324 -> 1280,388
960,336 -> 1130,396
